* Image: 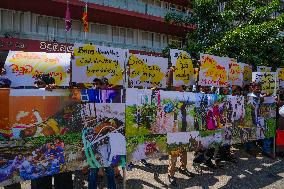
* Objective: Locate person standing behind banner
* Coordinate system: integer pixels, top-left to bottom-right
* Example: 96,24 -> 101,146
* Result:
166,66 -> 195,187
31,74 -> 73,189
0,67 -> 22,189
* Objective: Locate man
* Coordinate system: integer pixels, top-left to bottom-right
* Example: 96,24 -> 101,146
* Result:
166,66 -> 195,186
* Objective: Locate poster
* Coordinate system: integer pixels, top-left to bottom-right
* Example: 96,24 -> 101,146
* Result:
72,43 -> 127,85
195,93 -> 233,146
198,54 -> 230,87
126,134 -> 166,163
229,59 -> 243,86
157,90 -> 196,134
277,68 -> 284,88
125,88 -> 156,137
128,54 -> 167,88
81,103 -> 126,168
257,66 -> 272,72
256,97 -> 276,139
5,51 -> 71,87
167,131 -> 201,153
252,72 -> 277,94
0,89 -> 10,139
0,89 -> 84,186
242,63 -> 252,86
170,49 -> 195,86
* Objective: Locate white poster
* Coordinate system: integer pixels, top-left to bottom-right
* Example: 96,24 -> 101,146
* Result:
198,54 -> 230,87
5,51 -> 71,87
128,54 -> 168,88
72,43 -> 128,85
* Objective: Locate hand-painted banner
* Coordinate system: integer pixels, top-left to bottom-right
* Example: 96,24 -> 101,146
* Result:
199,54 -> 230,87
4,51 -> 71,87
0,89 -> 126,186
277,68 -> 284,88
128,54 -> 167,88
229,59 -> 243,86
72,43 -> 127,85
242,63 -> 252,86
252,72 -> 277,94
170,49 -> 195,86
257,66 -> 272,72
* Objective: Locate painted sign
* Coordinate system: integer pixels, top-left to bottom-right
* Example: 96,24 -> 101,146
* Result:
229,59 -> 243,86
128,54 -> 167,88
5,51 -> 71,87
170,49 -> 195,86
198,54 -> 230,87
252,72 -> 277,94
72,43 -> 127,85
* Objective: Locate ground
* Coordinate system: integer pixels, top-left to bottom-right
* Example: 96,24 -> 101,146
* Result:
1,146 -> 284,189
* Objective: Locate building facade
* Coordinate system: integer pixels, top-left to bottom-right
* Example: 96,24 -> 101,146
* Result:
0,0 -> 195,63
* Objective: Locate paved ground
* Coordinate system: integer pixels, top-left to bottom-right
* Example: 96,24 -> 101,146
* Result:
1,146 -> 284,189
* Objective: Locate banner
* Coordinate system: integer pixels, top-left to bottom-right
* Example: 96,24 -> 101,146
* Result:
0,89 -> 126,186
72,43 -> 127,85
128,54 -> 167,88
252,72 -> 277,94
229,59 -> 243,86
199,54 -> 230,87
170,49 -> 195,86
242,63 -> 252,86
257,66 -> 272,72
5,51 -> 71,87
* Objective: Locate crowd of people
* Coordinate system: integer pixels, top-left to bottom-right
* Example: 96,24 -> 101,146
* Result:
0,63 -> 284,189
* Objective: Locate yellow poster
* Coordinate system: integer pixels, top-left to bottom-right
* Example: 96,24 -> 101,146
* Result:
170,49 -> 194,86
72,43 -> 127,85
277,68 -> 284,87
243,64 -> 252,86
128,54 -> 167,88
198,54 -> 230,87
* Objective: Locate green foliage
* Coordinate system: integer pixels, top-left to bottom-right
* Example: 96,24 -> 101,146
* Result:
164,0 -> 284,68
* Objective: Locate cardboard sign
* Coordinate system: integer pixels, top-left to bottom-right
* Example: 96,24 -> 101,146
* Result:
5,51 -> 71,87
128,54 -> 167,88
170,49 -> 195,86
229,59 -> 243,86
198,54 -> 230,87
72,43 -> 127,85
252,72 -> 277,94
257,66 -> 272,72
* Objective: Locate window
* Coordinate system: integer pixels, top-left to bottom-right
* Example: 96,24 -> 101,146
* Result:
140,31 -> 148,47
71,20 -> 80,38
126,29 -> 134,44
2,10 -> 13,31
57,19 -> 65,37
37,16 -> 48,34
112,27 -> 119,43
154,33 -> 161,48
13,12 -> 21,32
119,27 -> 126,44
20,12 -> 30,33
100,24 -> 109,41
169,36 -> 182,48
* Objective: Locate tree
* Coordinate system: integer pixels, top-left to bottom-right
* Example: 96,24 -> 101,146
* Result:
165,0 -> 284,68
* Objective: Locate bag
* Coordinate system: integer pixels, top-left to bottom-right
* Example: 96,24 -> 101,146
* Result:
280,105 -> 284,117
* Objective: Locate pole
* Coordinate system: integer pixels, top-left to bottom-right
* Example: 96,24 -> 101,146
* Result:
122,167 -> 126,189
